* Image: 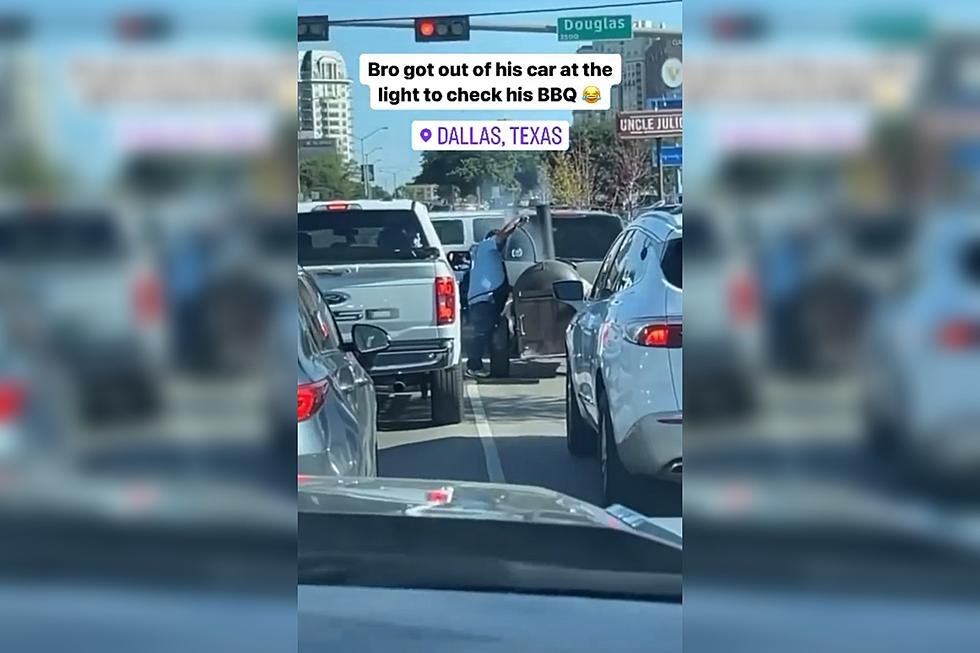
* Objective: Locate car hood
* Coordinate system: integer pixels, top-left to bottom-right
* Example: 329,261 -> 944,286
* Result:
298,476 -> 681,542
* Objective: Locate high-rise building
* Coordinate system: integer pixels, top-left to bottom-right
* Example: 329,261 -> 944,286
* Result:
297,50 -> 353,163
572,22 -> 682,125
0,47 -> 50,177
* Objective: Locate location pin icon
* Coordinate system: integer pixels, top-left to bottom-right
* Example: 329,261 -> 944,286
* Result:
420,128 -> 432,142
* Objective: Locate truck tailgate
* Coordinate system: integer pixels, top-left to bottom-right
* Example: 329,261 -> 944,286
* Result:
305,262 -> 443,341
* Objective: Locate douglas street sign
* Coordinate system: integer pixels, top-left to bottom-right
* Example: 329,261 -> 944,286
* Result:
557,15 -> 633,42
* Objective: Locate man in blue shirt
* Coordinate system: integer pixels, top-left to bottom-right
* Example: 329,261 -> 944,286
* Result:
465,214 -> 528,378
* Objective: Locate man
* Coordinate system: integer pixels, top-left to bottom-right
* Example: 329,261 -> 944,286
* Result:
465,213 -> 529,379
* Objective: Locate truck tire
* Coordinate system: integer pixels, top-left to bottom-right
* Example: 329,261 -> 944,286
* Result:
431,365 -> 464,426
489,320 -> 511,378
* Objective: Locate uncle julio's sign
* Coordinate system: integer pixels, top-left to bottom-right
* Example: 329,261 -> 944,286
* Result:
617,110 -> 683,140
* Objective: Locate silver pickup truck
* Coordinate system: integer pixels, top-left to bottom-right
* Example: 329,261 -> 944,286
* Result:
298,200 -> 463,426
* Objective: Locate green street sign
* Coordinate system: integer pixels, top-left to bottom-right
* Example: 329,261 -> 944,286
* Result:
557,15 -> 633,42
853,12 -> 931,45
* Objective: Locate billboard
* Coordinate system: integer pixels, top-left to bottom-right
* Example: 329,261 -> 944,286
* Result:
644,34 -> 683,102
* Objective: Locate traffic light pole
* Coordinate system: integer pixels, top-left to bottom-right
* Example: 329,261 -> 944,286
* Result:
327,19 -> 680,37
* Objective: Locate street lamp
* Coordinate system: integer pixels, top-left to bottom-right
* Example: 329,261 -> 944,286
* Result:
380,167 -> 409,198
356,126 -> 388,198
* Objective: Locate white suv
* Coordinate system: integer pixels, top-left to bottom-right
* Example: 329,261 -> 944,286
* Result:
297,200 -> 463,426
555,211 -> 682,505
863,214 -> 980,474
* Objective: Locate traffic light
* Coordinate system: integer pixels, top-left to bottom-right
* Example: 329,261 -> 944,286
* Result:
0,15 -> 30,42
414,15 -> 470,42
115,14 -> 172,41
298,15 -> 329,42
708,13 -> 767,41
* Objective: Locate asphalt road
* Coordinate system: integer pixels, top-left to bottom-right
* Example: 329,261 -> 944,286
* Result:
376,358 -> 682,517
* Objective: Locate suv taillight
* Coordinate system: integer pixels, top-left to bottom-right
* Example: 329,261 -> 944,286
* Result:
626,321 -> 683,348
937,319 -> 980,350
729,269 -> 758,324
298,380 -> 328,422
435,275 -> 456,325
0,380 -> 26,423
133,271 -> 163,324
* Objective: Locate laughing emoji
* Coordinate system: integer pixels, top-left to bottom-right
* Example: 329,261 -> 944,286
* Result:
582,86 -> 601,104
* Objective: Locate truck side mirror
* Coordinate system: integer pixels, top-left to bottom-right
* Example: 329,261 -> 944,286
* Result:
448,250 -> 471,271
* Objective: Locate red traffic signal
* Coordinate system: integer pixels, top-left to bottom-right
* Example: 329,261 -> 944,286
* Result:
414,15 -> 469,42
115,14 -> 171,41
709,13 -> 767,41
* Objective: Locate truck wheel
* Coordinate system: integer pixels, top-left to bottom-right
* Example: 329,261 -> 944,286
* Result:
489,320 -> 510,378
565,368 -> 597,456
431,365 -> 463,426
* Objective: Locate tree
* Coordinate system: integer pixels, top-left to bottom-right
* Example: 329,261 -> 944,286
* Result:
610,139 -> 654,215
299,153 -> 360,199
547,141 -> 596,207
369,185 -> 392,200
415,151 -> 544,201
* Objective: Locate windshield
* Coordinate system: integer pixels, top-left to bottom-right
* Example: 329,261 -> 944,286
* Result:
293,6 -> 682,608
553,214 -> 623,261
298,210 -> 433,264
0,213 -> 124,262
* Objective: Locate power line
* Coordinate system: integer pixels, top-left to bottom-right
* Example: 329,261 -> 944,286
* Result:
327,1 -> 681,25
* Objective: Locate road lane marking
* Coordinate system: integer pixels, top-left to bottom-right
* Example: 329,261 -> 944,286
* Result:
466,382 -> 506,483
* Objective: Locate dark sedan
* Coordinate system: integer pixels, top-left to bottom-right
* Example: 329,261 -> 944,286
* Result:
298,270 -> 390,477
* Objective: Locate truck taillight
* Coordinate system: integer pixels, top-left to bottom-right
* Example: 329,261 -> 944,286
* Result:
435,276 -> 456,325
627,322 -> 683,348
0,380 -> 26,423
298,380 -> 328,422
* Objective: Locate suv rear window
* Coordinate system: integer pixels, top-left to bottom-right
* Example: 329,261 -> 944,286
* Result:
682,214 -> 720,259
298,209 -> 434,264
963,240 -> 980,284
848,217 -> 912,258
553,213 -> 623,261
0,213 -> 123,262
661,237 -> 682,288
432,219 -> 464,245
473,217 -> 506,241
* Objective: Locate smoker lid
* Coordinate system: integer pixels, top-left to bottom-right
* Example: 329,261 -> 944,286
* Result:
512,260 -> 582,298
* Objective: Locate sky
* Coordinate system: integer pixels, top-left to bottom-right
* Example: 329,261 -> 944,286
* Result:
22,0 -> 980,191
300,0 -> 683,190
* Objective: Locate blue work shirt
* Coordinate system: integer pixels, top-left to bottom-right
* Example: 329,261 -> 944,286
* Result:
467,237 -> 505,304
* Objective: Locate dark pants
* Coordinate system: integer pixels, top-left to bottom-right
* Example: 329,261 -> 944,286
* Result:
466,299 -> 498,372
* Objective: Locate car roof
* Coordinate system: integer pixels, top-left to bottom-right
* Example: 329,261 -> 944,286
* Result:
517,208 -> 620,218
297,199 -> 417,212
430,211 -> 510,220
634,210 -> 682,239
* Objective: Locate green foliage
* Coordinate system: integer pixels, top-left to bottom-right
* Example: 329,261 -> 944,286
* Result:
415,150 -> 543,198
369,185 -> 392,200
299,152 -> 360,199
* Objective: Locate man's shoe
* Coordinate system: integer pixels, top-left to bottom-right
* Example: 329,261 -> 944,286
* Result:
465,368 -> 488,380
